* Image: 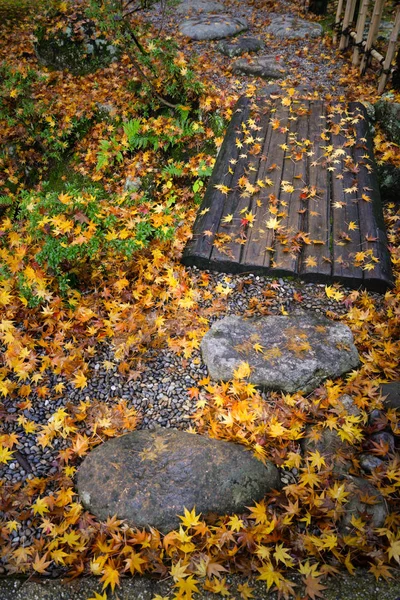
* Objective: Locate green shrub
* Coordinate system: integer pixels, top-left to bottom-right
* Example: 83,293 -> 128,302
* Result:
3,185 -> 177,304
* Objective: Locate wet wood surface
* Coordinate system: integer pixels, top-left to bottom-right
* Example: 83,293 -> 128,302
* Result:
182,96 -> 393,292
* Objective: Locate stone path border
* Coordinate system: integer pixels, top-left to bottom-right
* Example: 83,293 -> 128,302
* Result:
1,571 -> 400,599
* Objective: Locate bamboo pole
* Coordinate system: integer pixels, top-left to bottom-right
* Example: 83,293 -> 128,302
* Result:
339,0 -> 358,50
349,30 -> 386,63
360,0 -> 386,74
378,5 -> 400,93
352,0 -> 370,65
333,0 -> 345,43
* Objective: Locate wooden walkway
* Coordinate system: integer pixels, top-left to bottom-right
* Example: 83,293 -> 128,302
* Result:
182,96 -> 393,292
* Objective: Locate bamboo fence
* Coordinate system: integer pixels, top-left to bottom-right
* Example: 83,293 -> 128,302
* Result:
334,0 -> 400,93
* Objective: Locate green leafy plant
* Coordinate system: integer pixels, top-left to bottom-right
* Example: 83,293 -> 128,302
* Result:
0,63 -> 93,194
6,185 -> 178,303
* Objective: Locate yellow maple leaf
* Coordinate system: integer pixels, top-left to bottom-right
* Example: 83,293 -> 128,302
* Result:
0,445 -> 14,464
214,184 -> 231,195
170,559 -> 189,582
73,371 -> 87,390
305,256 -> 317,268
222,214 -> 233,223
233,361 -> 252,379
273,543 -> 294,567
32,497 -> 50,516
324,285 -> 336,299
257,560 -> 284,590
101,561 -> 120,591
247,500 -> 268,524
237,582 -> 255,599
179,507 -> 202,529
253,343 -> 264,353
281,181 -> 295,194
87,592 -> 108,600
266,216 -> 280,230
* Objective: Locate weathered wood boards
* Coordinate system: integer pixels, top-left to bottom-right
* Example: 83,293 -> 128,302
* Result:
182,96 -> 393,292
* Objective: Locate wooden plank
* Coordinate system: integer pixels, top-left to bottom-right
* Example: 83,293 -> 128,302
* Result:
241,102 -> 289,270
182,96 -> 392,292
272,101 -> 309,276
209,101 -> 271,271
301,101 -> 332,281
181,96 -> 251,268
350,102 -> 393,290
329,105 -> 365,285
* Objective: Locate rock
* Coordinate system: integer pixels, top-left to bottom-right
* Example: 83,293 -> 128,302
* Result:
379,381 -> 400,410
359,453 -> 385,473
201,311 -> 360,393
124,176 -> 141,192
302,427 -> 354,473
340,476 -> 387,531
231,55 -> 286,79
338,394 -> 361,417
96,102 -> 117,117
368,409 -> 386,428
361,101 -> 375,121
265,14 -> 323,39
377,164 -> 400,206
375,101 -> 400,145
179,15 -> 248,41
77,429 -> 280,533
368,431 -> 395,454
176,0 -> 224,14
218,36 -> 264,57
35,13 -> 119,75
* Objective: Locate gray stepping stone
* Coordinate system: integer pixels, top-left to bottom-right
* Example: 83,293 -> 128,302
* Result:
77,429 -> 281,533
232,54 -> 286,79
219,36 -> 265,57
179,14 -> 248,40
265,14 -> 323,39
201,311 -> 360,393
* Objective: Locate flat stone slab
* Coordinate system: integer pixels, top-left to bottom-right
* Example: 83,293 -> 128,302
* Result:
176,0 -> 224,14
77,429 -> 280,533
201,311 -> 360,393
218,36 -> 264,57
179,15 -> 248,40
232,54 -> 286,79
265,14 -> 323,39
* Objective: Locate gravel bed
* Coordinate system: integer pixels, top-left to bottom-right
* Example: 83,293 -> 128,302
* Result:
0,269 -> 387,561
141,0 -> 349,99
1,269 -> 383,491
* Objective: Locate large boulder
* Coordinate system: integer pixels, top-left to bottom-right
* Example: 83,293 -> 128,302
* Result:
201,312 -> 360,393
179,15 -> 248,40
77,429 -> 280,533
265,14 -> 323,39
